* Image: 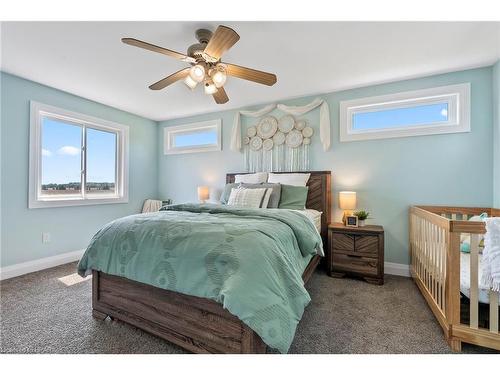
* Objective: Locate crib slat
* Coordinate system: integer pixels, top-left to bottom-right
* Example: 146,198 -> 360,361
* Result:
432,224 -> 437,303
490,291 -> 499,333
444,227 -> 448,310
470,234 -> 480,329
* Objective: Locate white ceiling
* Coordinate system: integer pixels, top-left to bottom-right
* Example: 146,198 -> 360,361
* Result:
1,22 -> 499,121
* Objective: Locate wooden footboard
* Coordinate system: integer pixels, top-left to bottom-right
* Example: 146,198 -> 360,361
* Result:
92,254 -> 321,354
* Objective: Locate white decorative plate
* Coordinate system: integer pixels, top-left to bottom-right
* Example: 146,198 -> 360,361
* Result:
257,116 -> 278,139
249,136 -> 263,151
303,137 -> 311,145
295,120 -> 307,131
272,131 -> 285,146
247,126 -> 257,137
262,138 -> 274,151
243,136 -> 250,145
302,126 -> 314,138
278,115 -> 295,133
285,130 -> 303,148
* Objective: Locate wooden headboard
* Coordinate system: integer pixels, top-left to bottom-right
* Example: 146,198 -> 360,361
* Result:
226,171 -> 332,245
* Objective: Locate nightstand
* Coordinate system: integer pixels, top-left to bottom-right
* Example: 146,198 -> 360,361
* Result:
327,223 -> 384,285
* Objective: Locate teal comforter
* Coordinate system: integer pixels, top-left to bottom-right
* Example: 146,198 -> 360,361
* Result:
77,203 -> 323,353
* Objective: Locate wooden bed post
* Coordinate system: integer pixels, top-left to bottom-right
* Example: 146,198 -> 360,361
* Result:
445,231 -> 461,352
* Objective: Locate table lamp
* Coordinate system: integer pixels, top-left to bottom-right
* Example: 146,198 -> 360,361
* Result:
339,191 -> 356,224
197,186 -> 210,203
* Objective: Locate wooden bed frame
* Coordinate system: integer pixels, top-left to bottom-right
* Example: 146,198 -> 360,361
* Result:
92,171 -> 331,353
409,206 -> 500,352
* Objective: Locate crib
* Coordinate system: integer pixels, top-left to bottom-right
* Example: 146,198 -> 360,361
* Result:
409,206 -> 500,351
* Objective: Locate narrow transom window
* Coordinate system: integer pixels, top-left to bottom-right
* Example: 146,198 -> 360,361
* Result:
340,83 -> 470,142
164,119 -> 221,155
29,101 -> 129,208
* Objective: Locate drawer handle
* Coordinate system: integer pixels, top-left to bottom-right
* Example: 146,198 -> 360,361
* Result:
346,254 -> 360,258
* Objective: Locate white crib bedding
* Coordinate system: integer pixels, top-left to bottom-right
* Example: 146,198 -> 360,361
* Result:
460,252 -> 500,305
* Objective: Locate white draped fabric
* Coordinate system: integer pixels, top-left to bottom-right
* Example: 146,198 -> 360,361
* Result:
230,98 -> 330,152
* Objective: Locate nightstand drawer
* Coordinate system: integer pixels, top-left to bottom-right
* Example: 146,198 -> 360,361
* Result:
331,233 -> 354,251
332,254 -> 378,276
354,235 -> 379,256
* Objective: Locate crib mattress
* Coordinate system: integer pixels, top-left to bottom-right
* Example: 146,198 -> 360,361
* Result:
460,252 -> 500,305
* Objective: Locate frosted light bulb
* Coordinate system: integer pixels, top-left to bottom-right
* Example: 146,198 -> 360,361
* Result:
184,75 -> 198,89
189,64 -> 205,82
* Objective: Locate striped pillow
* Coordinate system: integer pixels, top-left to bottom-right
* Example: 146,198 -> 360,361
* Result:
227,187 -> 269,208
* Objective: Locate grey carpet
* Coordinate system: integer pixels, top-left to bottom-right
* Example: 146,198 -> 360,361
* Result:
0,262 -> 497,354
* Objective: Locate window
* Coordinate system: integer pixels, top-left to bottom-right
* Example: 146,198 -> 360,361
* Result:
29,101 -> 129,208
340,83 -> 470,142
164,119 -> 221,155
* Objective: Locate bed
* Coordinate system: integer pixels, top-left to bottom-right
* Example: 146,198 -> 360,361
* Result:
79,171 -> 331,353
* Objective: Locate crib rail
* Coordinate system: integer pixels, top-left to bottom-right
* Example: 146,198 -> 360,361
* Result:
409,206 -> 500,352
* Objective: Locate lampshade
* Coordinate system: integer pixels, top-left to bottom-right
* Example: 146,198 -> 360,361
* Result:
204,79 -> 218,95
189,64 -> 206,83
339,191 -> 356,210
197,186 -> 210,202
184,75 -> 198,89
211,69 -> 227,88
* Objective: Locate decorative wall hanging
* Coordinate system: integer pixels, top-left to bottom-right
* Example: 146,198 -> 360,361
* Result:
243,113 -> 313,172
230,97 -> 331,152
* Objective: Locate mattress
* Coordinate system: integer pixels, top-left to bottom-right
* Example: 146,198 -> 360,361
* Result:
460,252 -> 500,305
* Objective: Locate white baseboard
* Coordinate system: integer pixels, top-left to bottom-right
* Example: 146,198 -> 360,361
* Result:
384,261 -> 410,277
0,250 -> 411,281
0,249 -> 85,281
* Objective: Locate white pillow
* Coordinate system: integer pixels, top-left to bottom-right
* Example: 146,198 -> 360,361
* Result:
234,172 -> 268,184
227,187 -> 269,208
268,173 -> 311,186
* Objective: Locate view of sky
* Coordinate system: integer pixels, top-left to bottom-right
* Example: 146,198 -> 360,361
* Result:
173,129 -> 217,148
352,102 -> 448,131
41,117 -> 116,185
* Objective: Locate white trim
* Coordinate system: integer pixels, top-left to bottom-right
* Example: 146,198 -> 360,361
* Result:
164,119 -> 222,155
340,83 -> 471,142
0,249 -> 85,280
29,101 -> 129,208
384,262 -> 411,277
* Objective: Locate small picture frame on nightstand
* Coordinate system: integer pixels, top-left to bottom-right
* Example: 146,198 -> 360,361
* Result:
345,215 -> 358,227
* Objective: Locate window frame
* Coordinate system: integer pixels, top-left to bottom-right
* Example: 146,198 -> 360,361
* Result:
29,101 -> 129,208
339,83 -> 471,142
163,119 -> 222,155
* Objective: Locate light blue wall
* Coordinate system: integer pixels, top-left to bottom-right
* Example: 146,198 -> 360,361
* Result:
493,60 -> 500,208
1,72 -> 158,267
158,67 -> 494,265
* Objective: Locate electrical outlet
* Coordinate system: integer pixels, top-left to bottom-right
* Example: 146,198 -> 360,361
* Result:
42,232 -> 51,243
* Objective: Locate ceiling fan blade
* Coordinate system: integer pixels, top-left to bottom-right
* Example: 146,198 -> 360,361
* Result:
225,63 -> 277,86
212,87 -> 229,104
149,68 -> 190,90
122,38 -> 196,63
203,25 -> 240,61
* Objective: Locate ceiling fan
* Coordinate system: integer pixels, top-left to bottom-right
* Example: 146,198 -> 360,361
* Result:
122,25 -> 277,104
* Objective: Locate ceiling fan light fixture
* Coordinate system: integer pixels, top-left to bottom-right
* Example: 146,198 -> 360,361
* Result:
204,79 -> 218,95
189,64 -> 206,83
184,75 -> 198,90
211,69 -> 227,88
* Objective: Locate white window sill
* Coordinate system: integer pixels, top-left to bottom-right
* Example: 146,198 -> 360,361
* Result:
29,196 -> 129,209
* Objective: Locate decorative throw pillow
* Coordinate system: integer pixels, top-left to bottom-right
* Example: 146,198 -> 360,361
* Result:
278,185 -> 309,210
268,172 -> 310,186
220,183 -> 281,207
227,187 -> 269,208
234,172 -> 268,184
